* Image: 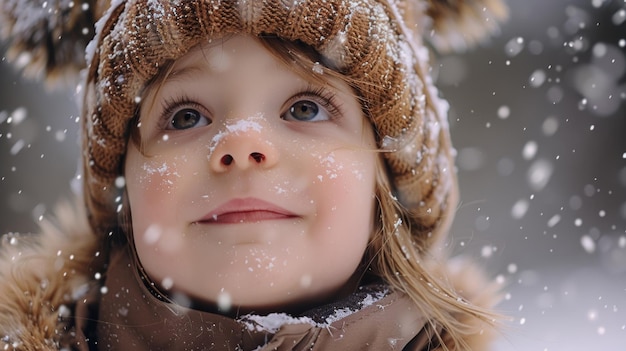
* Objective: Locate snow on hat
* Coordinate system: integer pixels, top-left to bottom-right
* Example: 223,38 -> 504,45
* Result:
1,0 -> 506,245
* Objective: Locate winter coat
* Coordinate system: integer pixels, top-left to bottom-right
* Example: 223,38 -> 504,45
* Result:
0,200 -> 498,350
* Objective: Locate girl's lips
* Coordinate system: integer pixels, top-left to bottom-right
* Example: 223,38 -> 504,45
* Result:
197,197 -> 298,224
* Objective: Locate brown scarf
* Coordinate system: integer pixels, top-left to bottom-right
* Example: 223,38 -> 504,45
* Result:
76,247 -> 437,350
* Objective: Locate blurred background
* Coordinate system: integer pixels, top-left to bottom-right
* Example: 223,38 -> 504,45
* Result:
1,0 -> 625,349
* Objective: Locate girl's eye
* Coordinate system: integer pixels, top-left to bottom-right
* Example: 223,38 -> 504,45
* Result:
167,108 -> 211,130
284,100 -> 330,122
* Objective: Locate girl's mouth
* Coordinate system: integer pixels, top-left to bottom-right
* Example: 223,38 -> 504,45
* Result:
196,197 -> 298,224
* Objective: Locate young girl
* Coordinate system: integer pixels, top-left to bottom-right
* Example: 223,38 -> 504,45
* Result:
0,0 -> 507,350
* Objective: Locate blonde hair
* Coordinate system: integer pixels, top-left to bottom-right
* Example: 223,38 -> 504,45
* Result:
122,35 -> 501,350
370,159 -> 500,349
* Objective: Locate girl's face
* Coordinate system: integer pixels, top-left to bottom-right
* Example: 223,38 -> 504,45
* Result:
124,35 -> 377,312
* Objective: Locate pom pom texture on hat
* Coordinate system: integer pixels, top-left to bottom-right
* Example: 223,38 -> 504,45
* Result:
0,0 -> 112,84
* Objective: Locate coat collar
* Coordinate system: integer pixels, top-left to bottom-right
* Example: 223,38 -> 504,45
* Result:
93,246 -> 433,350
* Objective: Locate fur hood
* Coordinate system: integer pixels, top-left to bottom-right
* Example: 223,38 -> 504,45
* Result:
0,199 -> 103,350
0,200 -> 500,350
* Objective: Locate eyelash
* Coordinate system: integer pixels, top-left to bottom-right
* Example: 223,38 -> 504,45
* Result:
287,86 -> 344,121
156,86 -> 344,129
158,95 -> 208,130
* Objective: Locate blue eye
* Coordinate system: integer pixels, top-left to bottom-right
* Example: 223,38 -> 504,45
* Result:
284,100 -> 330,122
168,108 -> 211,130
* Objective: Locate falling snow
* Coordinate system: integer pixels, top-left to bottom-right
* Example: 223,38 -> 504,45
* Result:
442,0 -> 626,349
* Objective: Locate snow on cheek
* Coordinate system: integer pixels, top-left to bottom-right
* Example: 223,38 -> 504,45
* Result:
272,180 -> 291,195
138,159 -> 181,191
349,160 -> 368,181
316,152 -> 341,182
315,152 -> 368,183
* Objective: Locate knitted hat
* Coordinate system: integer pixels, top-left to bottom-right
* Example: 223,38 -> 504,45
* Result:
1,0 -> 506,245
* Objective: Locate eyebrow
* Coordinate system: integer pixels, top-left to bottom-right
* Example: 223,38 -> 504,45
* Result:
163,64 -> 206,84
163,40 -> 232,84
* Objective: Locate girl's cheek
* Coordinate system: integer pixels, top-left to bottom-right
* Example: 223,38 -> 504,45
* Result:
136,223 -> 185,256
125,155 -> 184,228
312,150 -> 373,185
131,157 -> 182,194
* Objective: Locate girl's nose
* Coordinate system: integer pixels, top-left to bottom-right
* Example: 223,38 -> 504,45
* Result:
208,122 -> 278,172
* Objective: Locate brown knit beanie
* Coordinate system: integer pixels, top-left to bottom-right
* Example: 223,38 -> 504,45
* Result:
1,0 -> 506,246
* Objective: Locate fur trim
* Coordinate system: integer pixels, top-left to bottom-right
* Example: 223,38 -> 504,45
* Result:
425,0 -> 509,52
0,198 -> 100,350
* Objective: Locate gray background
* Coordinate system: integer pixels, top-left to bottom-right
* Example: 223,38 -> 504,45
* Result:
1,0 -> 625,349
